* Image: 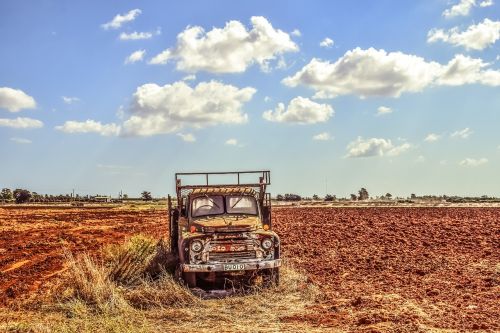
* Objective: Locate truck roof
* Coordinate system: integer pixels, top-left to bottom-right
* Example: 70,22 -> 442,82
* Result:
190,187 -> 256,196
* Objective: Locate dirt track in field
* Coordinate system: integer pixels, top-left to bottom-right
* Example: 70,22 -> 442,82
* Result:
0,206 -> 498,331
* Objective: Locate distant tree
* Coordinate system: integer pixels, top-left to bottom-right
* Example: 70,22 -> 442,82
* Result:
312,194 -> 320,200
284,193 -> 301,201
31,192 -> 42,202
324,194 -> 335,201
358,188 -> 369,201
1,188 -> 13,201
141,191 -> 152,201
385,193 -> 392,200
350,194 -> 357,201
122,194 -> 129,199
13,189 -> 31,204
410,193 -> 417,200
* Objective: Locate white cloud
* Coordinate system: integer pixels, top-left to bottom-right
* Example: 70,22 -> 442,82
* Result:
274,56 -> 289,70
177,133 -> 196,142
125,50 -> 146,64
55,120 -> 120,136
283,48 -> 500,99
101,9 -> 141,30
121,80 -> 255,136
313,132 -> 332,141
263,97 -> 333,124
443,0 -> 476,18
283,48 -> 441,98
459,157 -> 488,167
10,137 -> 31,144
0,117 -> 43,129
376,106 -> 393,116
451,127 -> 473,139
62,96 -> 80,104
119,31 -> 153,40
427,19 -> 500,50
387,142 -> 412,156
442,0 -> 494,17
320,37 -> 334,48
264,96 -> 272,102
416,155 -> 426,163
149,16 -> 298,73
291,29 -> 301,37
346,137 -> 411,158
479,0 -> 494,7
225,138 -> 238,146
424,133 -> 442,142
182,74 -> 196,81
0,87 -> 36,112
437,54 -> 500,86
116,106 -> 125,120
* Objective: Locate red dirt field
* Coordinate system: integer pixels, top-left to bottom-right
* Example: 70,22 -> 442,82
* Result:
274,207 -> 499,331
0,206 -> 498,331
0,206 -> 165,306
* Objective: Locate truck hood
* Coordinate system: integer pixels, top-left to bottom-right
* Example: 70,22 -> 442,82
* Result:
192,215 -> 261,231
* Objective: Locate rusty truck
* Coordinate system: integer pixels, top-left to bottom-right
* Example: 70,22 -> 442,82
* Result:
168,171 -> 280,293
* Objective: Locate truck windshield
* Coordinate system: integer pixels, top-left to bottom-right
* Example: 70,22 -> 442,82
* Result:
226,195 -> 258,215
191,195 -> 224,217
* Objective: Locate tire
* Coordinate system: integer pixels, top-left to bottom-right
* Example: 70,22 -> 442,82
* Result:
183,272 -> 197,288
262,268 -> 279,288
175,264 -> 197,288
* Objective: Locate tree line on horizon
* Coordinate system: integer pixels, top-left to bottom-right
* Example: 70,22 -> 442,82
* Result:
274,188 -> 500,203
1,187 -> 499,204
0,188 -> 156,204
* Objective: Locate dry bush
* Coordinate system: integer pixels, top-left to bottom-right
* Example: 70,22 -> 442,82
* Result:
9,235 -> 321,332
62,252 -> 128,313
124,273 -> 199,309
104,235 -> 157,286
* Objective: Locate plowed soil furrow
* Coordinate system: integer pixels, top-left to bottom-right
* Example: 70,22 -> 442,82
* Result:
273,207 -> 500,330
0,206 -> 498,331
0,207 -> 166,305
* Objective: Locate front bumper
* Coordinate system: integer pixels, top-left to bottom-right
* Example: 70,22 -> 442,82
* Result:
182,258 -> 282,272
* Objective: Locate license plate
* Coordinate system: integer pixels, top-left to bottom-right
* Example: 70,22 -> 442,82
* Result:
223,264 -> 245,271
212,245 -> 247,252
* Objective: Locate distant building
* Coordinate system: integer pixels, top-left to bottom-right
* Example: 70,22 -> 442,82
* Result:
91,195 -> 111,203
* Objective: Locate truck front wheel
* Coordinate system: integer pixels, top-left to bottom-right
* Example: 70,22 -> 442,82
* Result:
262,268 -> 279,287
183,272 -> 197,288
175,265 -> 197,288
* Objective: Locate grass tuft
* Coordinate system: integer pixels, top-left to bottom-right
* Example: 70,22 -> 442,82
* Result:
2,235 -> 321,332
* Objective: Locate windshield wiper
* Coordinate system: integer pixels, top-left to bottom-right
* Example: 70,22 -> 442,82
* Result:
204,194 -> 220,209
231,196 -> 244,209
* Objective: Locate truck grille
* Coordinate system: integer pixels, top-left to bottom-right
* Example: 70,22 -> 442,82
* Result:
208,251 -> 256,262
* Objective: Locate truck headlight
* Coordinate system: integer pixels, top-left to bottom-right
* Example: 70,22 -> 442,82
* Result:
190,240 -> 203,252
261,238 -> 273,250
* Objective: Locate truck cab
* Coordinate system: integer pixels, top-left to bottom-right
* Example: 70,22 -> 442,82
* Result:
168,171 -> 280,291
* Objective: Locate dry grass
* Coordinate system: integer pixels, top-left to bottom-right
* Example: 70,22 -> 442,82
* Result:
1,235 -> 322,333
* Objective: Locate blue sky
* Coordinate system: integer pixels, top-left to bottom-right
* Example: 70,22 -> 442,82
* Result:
1,0 -> 499,197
